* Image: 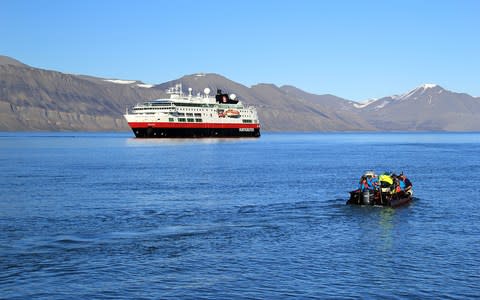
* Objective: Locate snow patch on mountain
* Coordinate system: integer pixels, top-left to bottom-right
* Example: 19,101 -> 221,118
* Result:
394,83 -> 439,101
104,79 -> 136,84
353,98 -> 376,109
422,83 -> 437,89
374,100 -> 390,110
103,79 -> 153,88
136,84 -> 153,88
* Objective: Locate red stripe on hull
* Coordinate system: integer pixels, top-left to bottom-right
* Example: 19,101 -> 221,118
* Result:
128,122 -> 260,129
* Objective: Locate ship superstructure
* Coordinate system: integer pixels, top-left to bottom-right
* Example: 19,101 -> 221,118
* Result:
124,84 -> 260,138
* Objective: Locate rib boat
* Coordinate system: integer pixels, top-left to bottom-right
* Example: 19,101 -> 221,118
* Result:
346,171 -> 413,208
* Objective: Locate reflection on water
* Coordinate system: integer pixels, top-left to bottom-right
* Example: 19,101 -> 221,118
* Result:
378,208 -> 394,251
125,137 -> 261,146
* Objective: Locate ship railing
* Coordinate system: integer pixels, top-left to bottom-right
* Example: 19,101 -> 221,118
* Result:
125,104 -> 139,115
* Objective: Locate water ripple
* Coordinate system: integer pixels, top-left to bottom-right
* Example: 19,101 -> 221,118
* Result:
2,133 -> 480,298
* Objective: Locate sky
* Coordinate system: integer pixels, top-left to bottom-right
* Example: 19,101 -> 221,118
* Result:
1,0 -> 479,101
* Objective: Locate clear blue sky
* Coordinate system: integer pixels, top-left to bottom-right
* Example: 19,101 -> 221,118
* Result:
1,0 -> 479,101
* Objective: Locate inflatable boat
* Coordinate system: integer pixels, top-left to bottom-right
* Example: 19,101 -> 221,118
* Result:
346,171 -> 413,208
347,189 -> 412,208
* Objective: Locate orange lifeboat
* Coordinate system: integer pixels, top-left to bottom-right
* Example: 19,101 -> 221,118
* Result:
225,109 -> 240,118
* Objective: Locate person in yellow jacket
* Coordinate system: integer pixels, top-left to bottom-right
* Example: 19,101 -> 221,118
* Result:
379,173 -> 393,193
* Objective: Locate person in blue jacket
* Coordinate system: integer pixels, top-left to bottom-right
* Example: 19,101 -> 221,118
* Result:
398,174 -> 413,196
359,174 -> 379,191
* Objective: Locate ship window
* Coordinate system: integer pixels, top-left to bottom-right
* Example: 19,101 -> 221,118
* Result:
178,113 -> 185,116
186,113 -> 193,117
243,119 -> 253,123
187,118 -> 194,122
169,118 -> 174,122
195,119 -> 202,122
178,118 -> 186,122
194,113 -> 201,117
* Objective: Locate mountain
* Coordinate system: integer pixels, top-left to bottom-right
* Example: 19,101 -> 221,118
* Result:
2,60 -> 368,131
1,55 -> 480,132
0,58 -> 167,130
156,74 -> 374,131
357,84 -> 480,130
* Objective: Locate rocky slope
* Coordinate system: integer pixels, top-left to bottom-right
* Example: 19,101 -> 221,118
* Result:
0,57 -> 169,131
1,55 -> 479,131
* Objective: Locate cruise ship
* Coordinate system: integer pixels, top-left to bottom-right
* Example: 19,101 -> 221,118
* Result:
124,84 -> 261,138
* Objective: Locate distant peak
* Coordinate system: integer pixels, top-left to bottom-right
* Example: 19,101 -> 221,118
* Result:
392,83 -> 444,101
182,73 -> 228,81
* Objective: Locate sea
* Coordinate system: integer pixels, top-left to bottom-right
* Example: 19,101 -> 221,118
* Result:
1,132 -> 479,299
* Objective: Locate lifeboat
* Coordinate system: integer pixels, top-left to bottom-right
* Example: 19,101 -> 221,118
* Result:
225,109 -> 240,118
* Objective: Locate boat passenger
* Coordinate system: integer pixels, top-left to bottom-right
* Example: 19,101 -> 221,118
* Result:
379,173 -> 393,193
358,176 -> 368,191
392,177 -> 402,194
398,177 -> 406,190
379,173 -> 393,185
399,174 -> 413,196
359,175 -> 378,191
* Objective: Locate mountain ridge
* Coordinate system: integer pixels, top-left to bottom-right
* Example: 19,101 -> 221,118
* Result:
0,55 -> 28,67
1,55 -> 479,131
358,84 -> 480,130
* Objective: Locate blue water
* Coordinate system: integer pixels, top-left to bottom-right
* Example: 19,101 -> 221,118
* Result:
1,132 -> 479,299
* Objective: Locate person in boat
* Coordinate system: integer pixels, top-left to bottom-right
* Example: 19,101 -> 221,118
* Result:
398,174 -> 413,196
379,173 -> 393,193
392,176 -> 402,194
397,176 -> 406,191
358,172 -> 378,192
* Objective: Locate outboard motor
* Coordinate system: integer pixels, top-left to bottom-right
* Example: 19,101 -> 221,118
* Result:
362,190 -> 373,205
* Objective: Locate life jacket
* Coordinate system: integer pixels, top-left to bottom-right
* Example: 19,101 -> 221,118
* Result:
379,174 -> 393,185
